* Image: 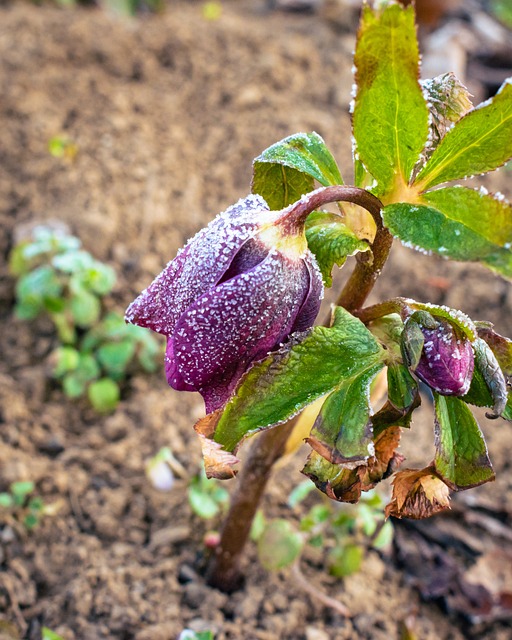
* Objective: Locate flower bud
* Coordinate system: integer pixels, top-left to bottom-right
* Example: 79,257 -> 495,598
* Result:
402,312 -> 474,396
126,194 -> 323,412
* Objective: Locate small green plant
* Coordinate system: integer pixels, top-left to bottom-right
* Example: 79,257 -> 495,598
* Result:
188,469 -> 229,520
252,482 -> 392,577
0,481 -> 49,530
10,225 -> 161,412
178,630 -> 214,640
42,628 -> 65,640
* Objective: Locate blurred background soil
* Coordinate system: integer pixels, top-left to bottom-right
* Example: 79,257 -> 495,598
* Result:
0,1 -> 511,638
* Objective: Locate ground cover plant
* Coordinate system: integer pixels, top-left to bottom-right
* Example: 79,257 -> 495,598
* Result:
125,0 -> 512,594
10,225 -> 161,412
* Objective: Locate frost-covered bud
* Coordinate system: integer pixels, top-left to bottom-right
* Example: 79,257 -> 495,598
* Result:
401,312 -> 474,396
126,194 -> 323,412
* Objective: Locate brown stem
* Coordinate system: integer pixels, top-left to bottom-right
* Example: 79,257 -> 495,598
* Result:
207,186 -> 391,592
206,417 -> 297,592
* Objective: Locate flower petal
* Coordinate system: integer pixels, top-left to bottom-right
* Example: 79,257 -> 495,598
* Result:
290,249 -> 324,333
164,337 -> 195,392
173,252 -> 310,411
125,194 -> 270,335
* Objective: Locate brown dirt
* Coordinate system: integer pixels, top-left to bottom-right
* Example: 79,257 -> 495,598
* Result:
0,2 -> 511,639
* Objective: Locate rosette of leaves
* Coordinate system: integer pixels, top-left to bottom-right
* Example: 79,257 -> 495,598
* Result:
191,1 -> 512,519
10,226 -> 160,412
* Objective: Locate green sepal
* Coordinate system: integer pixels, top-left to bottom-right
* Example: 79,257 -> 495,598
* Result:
476,322 -> 512,376
253,131 -> 343,188
372,363 -> 420,432
415,80 -> 512,190
433,394 -> 494,490
462,338 -> 508,418
305,211 -> 370,286
212,307 -> 385,452
307,363 -> 384,465
353,3 -> 428,195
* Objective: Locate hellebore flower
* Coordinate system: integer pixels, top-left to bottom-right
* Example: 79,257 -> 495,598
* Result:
401,311 -> 474,396
125,194 -> 324,412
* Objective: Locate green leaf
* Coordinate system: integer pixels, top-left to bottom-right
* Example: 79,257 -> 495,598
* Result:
42,629 -> 66,640
70,289 -> 101,328
0,493 -> 14,508
353,3 -> 428,195
10,481 -> 35,500
63,372 -> 87,398
328,544 -> 364,578
250,510 -> 267,542
308,363 -> 383,464
387,363 -> 418,412
88,378 -> 120,413
188,485 -> 221,520
16,266 -> 62,307
252,162 -> 314,210
433,394 -> 494,489
97,340 -> 136,377
52,250 -> 93,273
462,339 -> 508,417
213,306 -> 385,452
382,199 -> 512,279
305,211 -> 370,286
253,132 -> 343,188
415,80 -> 512,189
288,480 -> 316,509
476,323 -> 512,376
52,346 -> 80,377
257,519 -> 304,571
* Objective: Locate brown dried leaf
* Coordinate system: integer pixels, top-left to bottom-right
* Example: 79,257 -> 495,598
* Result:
386,467 -> 451,519
194,411 -> 239,479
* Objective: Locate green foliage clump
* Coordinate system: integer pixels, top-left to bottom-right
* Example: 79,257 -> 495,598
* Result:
0,481 -> 49,530
251,481 -> 392,576
10,225 -> 161,412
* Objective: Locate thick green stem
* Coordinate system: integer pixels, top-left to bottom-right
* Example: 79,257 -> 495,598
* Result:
206,187 -> 390,592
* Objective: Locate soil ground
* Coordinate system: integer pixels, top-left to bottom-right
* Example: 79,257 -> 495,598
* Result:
0,2 -> 511,639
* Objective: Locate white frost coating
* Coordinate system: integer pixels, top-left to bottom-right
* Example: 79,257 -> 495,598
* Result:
478,186 -> 489,196
399,239 -> 433,256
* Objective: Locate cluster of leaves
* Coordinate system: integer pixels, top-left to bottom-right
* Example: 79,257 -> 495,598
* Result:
251,482 -> 392,577
195,1 -> 512,518
178,630 -> 214,640
0,481 -> 47,530
10,225 -> 161,412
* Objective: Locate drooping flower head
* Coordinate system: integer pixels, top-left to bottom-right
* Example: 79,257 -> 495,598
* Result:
401,310 -> 474,396
126,194 -> 323,412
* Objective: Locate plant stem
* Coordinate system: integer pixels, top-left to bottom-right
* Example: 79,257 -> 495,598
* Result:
206,417 -> 298,592
206,186 -> 390,592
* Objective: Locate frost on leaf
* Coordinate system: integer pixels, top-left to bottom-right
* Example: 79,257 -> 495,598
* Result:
385,467 -> 451,519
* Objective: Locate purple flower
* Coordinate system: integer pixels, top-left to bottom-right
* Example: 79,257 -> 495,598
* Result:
126,194 -> 323,412
402,313 -> 474,396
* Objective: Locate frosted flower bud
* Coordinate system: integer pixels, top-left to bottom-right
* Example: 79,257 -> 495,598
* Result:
126,194 -> 323,412
401,312 -> 474,396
